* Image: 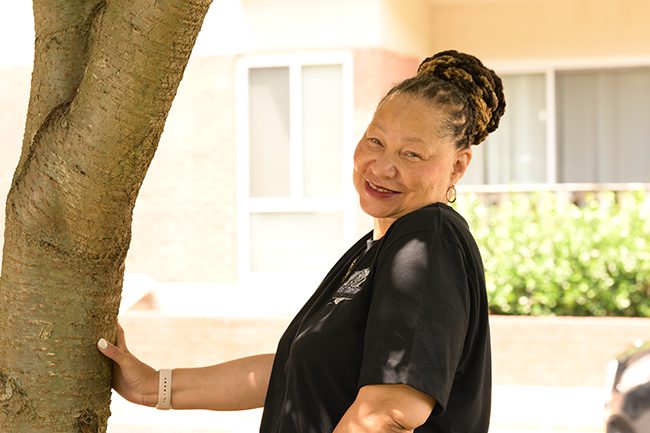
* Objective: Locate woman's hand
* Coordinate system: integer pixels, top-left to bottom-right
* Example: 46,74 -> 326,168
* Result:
97,323 -> 159,407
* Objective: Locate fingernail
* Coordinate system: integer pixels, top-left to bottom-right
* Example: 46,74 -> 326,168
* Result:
97,338 -> 108,350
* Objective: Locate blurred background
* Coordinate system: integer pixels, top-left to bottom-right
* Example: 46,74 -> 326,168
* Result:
1,1 -> 650,432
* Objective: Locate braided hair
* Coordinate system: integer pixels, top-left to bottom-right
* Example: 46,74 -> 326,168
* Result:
383,50 -> 506,148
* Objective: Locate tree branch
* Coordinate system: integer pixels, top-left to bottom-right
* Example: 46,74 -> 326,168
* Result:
12,0 -> 106,191
6,0 -> 212,261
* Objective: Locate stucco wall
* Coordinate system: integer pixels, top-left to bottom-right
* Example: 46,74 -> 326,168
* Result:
0,66 -> 30,263
490,315 -> 650,387
125,55 -> 238,282
202,0 -> 432,58
428,0 -> 650,60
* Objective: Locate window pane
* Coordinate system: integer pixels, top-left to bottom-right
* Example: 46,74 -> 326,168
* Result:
557,67 -> 650,183
302,65 -> 344,197
481,74 -> 547,184
249,67 -> 290,197
250,212 -> 344,273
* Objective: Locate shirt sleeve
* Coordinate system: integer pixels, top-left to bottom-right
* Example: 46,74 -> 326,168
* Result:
358,231 -> 470,414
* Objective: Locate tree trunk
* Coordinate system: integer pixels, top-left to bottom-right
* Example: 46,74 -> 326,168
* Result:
0,1 -> 211,431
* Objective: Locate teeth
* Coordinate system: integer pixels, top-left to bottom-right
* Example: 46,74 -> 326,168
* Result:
368,181 -> 393,193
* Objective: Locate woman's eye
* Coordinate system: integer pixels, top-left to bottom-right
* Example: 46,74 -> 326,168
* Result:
403,151 -> 422,159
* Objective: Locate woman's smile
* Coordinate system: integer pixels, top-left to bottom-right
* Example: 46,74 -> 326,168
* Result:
364,178 -> 401,197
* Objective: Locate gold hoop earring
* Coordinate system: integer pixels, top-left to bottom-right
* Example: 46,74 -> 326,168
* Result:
446,185 -> 457,204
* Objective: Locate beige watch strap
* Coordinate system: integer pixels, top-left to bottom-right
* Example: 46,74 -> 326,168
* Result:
156,369 -> 173,410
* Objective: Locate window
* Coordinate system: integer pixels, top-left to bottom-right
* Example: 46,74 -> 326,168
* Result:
464,74 -> 548,185
557,67 -> 650,183
462,63 -> 650,186
237,53 -> 356,283
248,65 -> 345,199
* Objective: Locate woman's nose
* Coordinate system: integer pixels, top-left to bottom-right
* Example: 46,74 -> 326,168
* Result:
370,154 -> 397,178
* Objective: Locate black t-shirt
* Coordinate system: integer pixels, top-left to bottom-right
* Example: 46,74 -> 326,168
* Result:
259,203 -> 491,433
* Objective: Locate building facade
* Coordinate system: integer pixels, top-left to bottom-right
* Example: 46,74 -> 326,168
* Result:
1,0 -> 649,312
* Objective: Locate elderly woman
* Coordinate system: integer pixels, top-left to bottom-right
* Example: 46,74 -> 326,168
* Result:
98,49 -> 505,432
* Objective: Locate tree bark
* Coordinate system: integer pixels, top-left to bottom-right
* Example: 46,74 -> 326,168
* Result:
0,0 -> 211,431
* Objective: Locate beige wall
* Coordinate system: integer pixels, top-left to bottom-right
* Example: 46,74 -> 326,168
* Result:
219,0 -> 650,62
354,48 -> 420,115
125,56 -> 238,282
221,0 -> 431,58
4,0 -> 647,66
429,0 -> 650,60
0,66 -> 30,262
379,0 -> 433,58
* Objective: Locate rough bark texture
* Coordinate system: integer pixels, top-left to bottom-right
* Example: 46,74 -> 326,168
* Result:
0,0 -> 212,431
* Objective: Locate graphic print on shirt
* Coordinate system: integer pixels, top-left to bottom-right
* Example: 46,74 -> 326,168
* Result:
331,268 -> 370,305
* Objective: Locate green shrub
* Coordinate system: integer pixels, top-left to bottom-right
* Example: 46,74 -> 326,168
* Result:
455,190 -> 650,317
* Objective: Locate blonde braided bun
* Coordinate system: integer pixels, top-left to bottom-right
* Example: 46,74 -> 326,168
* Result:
384,50 -> 506,147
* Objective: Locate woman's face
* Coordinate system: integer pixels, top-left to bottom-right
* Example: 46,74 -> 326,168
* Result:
353,93 -> 472,226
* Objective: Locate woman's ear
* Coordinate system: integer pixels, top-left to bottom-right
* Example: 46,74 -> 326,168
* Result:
451,148 -> 473,185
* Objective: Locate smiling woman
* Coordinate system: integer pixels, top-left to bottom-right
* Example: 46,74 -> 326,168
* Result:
353,95 -> 473,238
97,50 -> 506,433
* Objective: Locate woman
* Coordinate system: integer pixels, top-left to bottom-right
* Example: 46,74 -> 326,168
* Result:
97,50 -> 505,432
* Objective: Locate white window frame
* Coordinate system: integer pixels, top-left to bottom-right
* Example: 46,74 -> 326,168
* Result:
235,51 -> 357,282
464,55 -> 650,191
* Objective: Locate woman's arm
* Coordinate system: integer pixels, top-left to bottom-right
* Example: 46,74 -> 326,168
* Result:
333,384 -> 435,433
97,323 -> 274,410
169,354 -> 274,410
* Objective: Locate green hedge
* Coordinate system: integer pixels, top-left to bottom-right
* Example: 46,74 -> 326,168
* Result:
455,190 -> 650,317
